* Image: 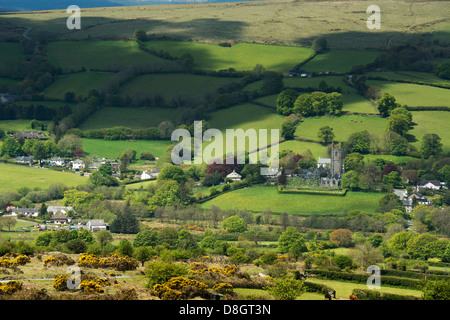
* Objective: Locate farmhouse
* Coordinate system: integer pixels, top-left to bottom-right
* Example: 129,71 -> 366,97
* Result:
226,170 -> 242,181
47,206 -> 75,215
15,131 -> 45,139
71,159 -> 85,170
86,219 -> 108,232
15,156 -> 34,164
11,208 -> 39,217
0,93 -> 18,104
51,213 -> 71,224
48,157 -> 65,167
140,169 -> 160,180
417,179 -> 443,191
289,69 -> 311,78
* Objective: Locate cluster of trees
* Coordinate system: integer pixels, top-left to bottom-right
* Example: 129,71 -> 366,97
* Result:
276,89 -> 343,117
80,126 -> 163,141
0,103 -> 72,121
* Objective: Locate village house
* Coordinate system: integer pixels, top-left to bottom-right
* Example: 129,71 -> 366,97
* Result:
15,156 -> 34,164
417,179 -> 443,191
10,208 -> 39,218
15,131 -> 45,139
47,206 -> 75,216
140,169 -> 161,180
226,170 -> 242,181
0,93 -> 18,104
86,219 -> 108,232
51,213 -> 71,224
407,191 -> 431,206
47,157 -> 65,167
71,159 -> 85,171
317,157 -> 331,169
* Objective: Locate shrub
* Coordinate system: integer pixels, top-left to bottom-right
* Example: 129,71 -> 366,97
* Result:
153,276 -> 209,300
0,281 -> 22,295
13,255 -> 31,266
213,283 -> 234,295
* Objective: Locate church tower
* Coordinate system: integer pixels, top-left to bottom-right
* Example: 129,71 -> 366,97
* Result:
330,142 -> 343,176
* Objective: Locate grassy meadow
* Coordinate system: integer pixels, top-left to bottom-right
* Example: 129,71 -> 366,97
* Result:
44,72 -> 114,100
46,40 -> 166,72
0,163 -> 87,192
270,140 -> 329,160
409,111 -> 450,153
145,40 -> 314,73
366,80 -> 450,107
118,72 -> 234,99
202,185 -> 383,215
79,106 -> 178,130
294,114 -> 387,142
82,138 -> 173,159
302,49 -> 380,73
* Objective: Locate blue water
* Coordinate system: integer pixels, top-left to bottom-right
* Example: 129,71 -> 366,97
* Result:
0,0 -> 259,11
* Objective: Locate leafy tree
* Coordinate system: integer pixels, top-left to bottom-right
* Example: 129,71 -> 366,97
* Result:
261,72 -> 284,95
387,114 -> 411,136
343,152 -> 364,172
329,229 -> 353,247
382,171 -> 403,188
265,276 -> 305,300
134,246 -> 153,266
436,61 -> 450,80
345,130 -> 373,154
34,232 -> 53,247
420,133 -> 443,158
326,92 -> 343,114
276,89 -> 299,115
110,209 -> 140,234
66,238 -> 87,254
133,230 -> 158,247
293,93 -> 313,116
133,29 -> 147,42
278,227 -> 307,255
333,254 -> 355,270
312,37 -> 327,53
202,171 -> 223,186
341,170 -> 360,190
157,165 -> 187,184
317,126 -> 334,145
422,279 -> 450,300
222,215 -> 247,233
64,91 -> 75,103
377,93 -> 401,117
96,230 -> 113,249
148,180 -> 184,213
57,134 -> 82,157
387,231 -> 415,254
390,135 -> 409,156
281,118 -> 297,140
117,239 -> 134,257
177,230 -> 198,250
146,260 -> 188,287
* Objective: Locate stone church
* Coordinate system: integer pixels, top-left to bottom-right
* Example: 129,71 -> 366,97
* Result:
320,142 -> 344,188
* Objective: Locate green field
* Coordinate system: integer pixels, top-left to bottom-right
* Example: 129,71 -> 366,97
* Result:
342,94 -> 377,114
294,114 -> 387,142
367,71 -> 450,88
409,111 -> 450,153
0,119 -> 49,132
145,40 -> 314,73
302,49 -> 380,73
82,138 -> 173,159
364,154 -> 418,165
119,73 -> 234,99
202,185 -> 382,215
46,40 -> 166,72
44,72 -> 114,100
79,106 -> 178,130
366,80 -> 450,107
0,42 -> 26,63
270,140 -> 329,160
0,163 -> 87,192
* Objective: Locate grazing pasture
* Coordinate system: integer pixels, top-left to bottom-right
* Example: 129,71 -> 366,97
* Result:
145,40 -> 314,73
82,138 -> 173,159
202,185 -> 382,215
0,163 -> 86,192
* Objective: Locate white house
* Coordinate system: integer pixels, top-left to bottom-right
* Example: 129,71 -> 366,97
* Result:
86,219 -> 107,232
47,206 -> 75,215
71,159 -> 85,170
226,170 -> 242,181
317,157 -> 331,169
140,169 -> 160,180
49,157 -> 65,167
11,208 -> 39,217
417,179 -> 442,191
15,156 -> 34,164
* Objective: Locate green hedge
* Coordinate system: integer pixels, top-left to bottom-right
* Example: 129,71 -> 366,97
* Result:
306,269 -> 422,289
278,186 -> 347,196
352,288 -> 421,300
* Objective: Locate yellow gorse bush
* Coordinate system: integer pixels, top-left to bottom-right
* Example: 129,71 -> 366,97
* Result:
153,277 -> 209,300
0,255 -> 31,267
188,263 -> 237,276
77,253 -> 138,271
0,281 -> 22,295
212,282 -> 234,295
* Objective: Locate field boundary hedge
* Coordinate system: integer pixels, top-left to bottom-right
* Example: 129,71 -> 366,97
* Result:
305,269 -> 423,289
351,288 -> 421,300
278,186 -> 348,196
